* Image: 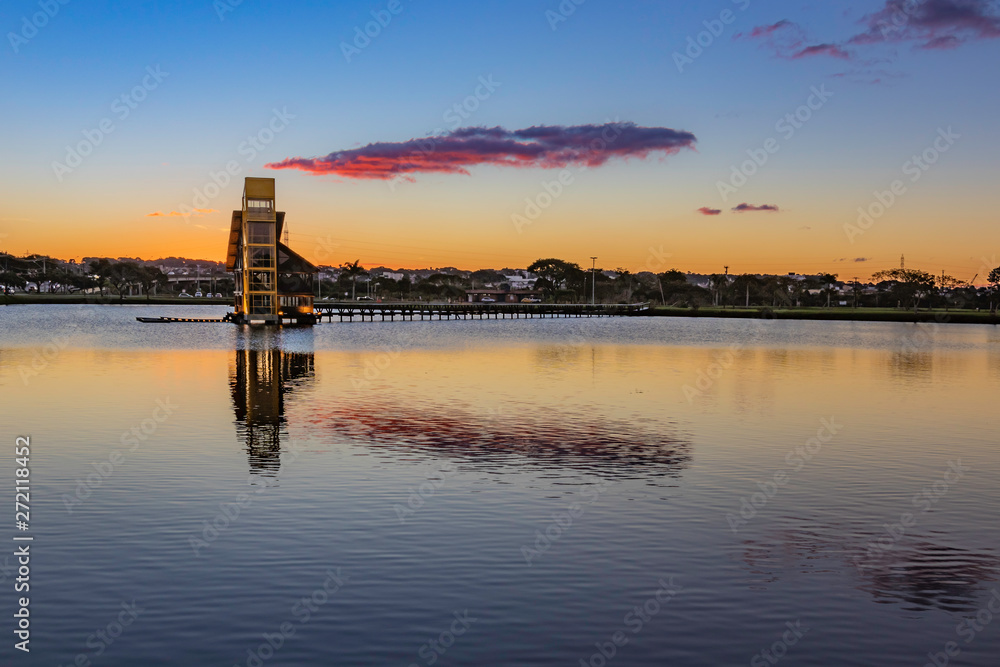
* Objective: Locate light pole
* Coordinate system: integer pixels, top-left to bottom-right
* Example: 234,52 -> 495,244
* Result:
590,257 -> 597,304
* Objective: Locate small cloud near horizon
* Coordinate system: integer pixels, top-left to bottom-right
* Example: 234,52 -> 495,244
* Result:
146,208 -> 217,218
265,123 -> 697,181
697,207 -> 722,215
732,203 -> 779,212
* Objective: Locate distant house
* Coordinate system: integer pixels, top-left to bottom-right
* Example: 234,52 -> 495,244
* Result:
466,289 -> 543,303
503,274 -> 536,290
225,177 -> 317,325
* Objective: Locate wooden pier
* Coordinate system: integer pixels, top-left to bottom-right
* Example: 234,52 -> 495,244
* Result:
313,301 -> 650,322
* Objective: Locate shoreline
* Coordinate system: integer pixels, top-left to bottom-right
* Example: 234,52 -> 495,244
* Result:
645,306 -> 1000,325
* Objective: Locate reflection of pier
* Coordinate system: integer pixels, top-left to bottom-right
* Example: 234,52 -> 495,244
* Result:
314,301 -> 650,322
229,347 -> 314,476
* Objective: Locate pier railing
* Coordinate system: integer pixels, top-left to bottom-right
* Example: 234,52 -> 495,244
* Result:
312,301 -> 650,322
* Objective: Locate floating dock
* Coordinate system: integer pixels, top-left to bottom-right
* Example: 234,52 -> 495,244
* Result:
136,316 -> 229,323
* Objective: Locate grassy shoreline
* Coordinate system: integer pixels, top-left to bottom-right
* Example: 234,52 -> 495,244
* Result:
3,295 -> 998,325
646,306 -> 999,324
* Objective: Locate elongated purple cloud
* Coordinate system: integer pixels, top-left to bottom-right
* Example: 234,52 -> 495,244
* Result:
732,203 -> 779,212
266,123 -> 697,181
697,207 -> 722,215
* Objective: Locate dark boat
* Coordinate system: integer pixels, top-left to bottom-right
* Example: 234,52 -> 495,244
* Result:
136,317 -> 173,323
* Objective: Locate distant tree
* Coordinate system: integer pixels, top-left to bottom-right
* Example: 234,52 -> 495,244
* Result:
988,266 -> 1000,285
0,271 -> 26,294
372,275 -> 397,301
614,267 -> 634,303
106,261 -> 141,303
708,273 -> 729,307
933,273 -> 963,310
818,273 -> 839,308
988,267 -> 1000,314
528,258 -> 583,300
470,269 -> 504,287
871,268 -> 936,313
70,274 -> 100,295
136,266 -> 168,302
761,276 -> 793,308
88,259 -> 114,297
935,273 -> 961,290
654,270 -> 687,305
732,274 -> 763,308
340,260 -> 368,300
659,269 -> 687,285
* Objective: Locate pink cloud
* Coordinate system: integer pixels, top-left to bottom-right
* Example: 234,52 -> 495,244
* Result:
266,123 -> 697,181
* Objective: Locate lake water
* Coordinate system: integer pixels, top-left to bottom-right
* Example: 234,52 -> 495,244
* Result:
1,305 -> 998,666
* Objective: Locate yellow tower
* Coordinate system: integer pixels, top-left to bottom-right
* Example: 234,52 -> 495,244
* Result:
226,177 -> 317,325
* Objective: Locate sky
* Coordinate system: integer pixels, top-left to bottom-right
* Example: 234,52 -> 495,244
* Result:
2,0 -> 999,280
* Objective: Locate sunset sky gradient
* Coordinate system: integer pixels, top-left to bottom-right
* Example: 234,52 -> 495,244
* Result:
2,0 -> 998,278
